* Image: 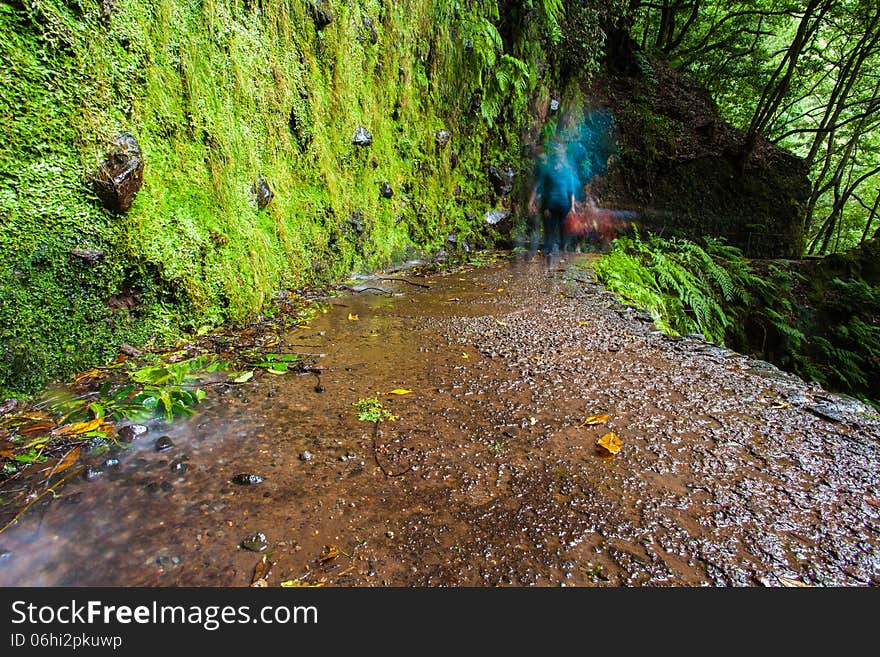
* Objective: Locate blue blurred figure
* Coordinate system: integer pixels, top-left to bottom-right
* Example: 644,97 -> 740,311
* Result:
528,139 -> 578,254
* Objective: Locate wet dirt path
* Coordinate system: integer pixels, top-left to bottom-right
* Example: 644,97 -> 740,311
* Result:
1,253 -> 878,586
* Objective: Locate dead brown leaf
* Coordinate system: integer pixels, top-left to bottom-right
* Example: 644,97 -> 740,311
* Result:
52,447 -> 81,476
19,421 -> 56,435
864,496 -> 880,508
251,554 -> 275,587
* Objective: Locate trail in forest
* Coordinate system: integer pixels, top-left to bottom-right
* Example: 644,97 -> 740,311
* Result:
0,252 -> 878,586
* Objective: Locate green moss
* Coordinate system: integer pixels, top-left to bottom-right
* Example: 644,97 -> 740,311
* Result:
0,0 -> 528,397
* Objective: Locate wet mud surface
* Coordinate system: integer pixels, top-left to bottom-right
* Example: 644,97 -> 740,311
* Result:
1,253 -> 878,586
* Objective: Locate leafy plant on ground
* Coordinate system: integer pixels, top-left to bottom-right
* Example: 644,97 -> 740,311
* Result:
353,398 -> 398,423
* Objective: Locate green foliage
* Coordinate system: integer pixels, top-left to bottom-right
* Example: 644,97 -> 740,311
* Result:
594,229 -> 749,342
353,397 -> 398,423
596,231 -> 880,406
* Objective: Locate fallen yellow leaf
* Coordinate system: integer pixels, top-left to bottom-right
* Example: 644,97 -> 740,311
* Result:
578,321 -> 590,326
461,353 -> 469,359
389,389 -> 412,395
74,369 -> 102,382
497,288 -> 504,293
320,545 -> 340,563
348,313 -> 359,321
494,319 -> 507,326
52,417 -> 103,437
584,413 -> 610,426
280,580 -> 325,588
597,432 -> 622,455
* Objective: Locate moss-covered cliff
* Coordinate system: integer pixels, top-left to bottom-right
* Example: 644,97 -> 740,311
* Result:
0,0 -> 529,396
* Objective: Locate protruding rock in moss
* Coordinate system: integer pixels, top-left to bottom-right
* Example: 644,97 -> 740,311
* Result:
435,129 -> 451,148
310,1 -> 333,29
361,15 -> 378,44
252,175 -> 274,209
485,209 -> 510,225
550,98 -> 560,112
379,182 -> 393,199
488,163 -> 514,196
90,132 -> 144,214
348,212 -> 365,235
352,126 -> 372,147
450,152 -> 458,169
69,247 -> 106,262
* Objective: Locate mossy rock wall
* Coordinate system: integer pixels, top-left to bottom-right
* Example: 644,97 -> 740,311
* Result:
0,0 -> 521,396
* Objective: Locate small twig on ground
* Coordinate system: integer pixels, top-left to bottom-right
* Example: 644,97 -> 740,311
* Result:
0,466 -> 86,536
379,277 -> 431,289
337,286 -> 393,296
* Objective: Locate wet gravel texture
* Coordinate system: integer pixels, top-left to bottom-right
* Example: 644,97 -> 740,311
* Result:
0,252 -> 878,586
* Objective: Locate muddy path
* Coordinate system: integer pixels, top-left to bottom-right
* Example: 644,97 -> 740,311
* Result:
1,253 -> 878,587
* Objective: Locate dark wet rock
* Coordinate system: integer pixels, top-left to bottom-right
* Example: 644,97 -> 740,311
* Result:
314,384 -> 325,393
156,555 -> 180,568
310,1 -> 333,29
488,164 -> 514,196
0,398 -> 19,417
252,175 -> 274,209
155,436 -> 174,452
69,247 -> 105,262
231,473 -> 264,486
435,129 -> 451,148
170,460 -> 188,474
119,344 -> 142,357
379,182 -> 393,199
241,532 -> 268,552
299,451 -> 313,462
361,15 -> 378,44
352,126 -> 372,147
450,152 -> 458,169
145,481 -> 173,495
82,465 -> 103,482
446,232 -> 457,245
117,424 -> 148,442
90,131 -> 144,213
485,209 -> 510,226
